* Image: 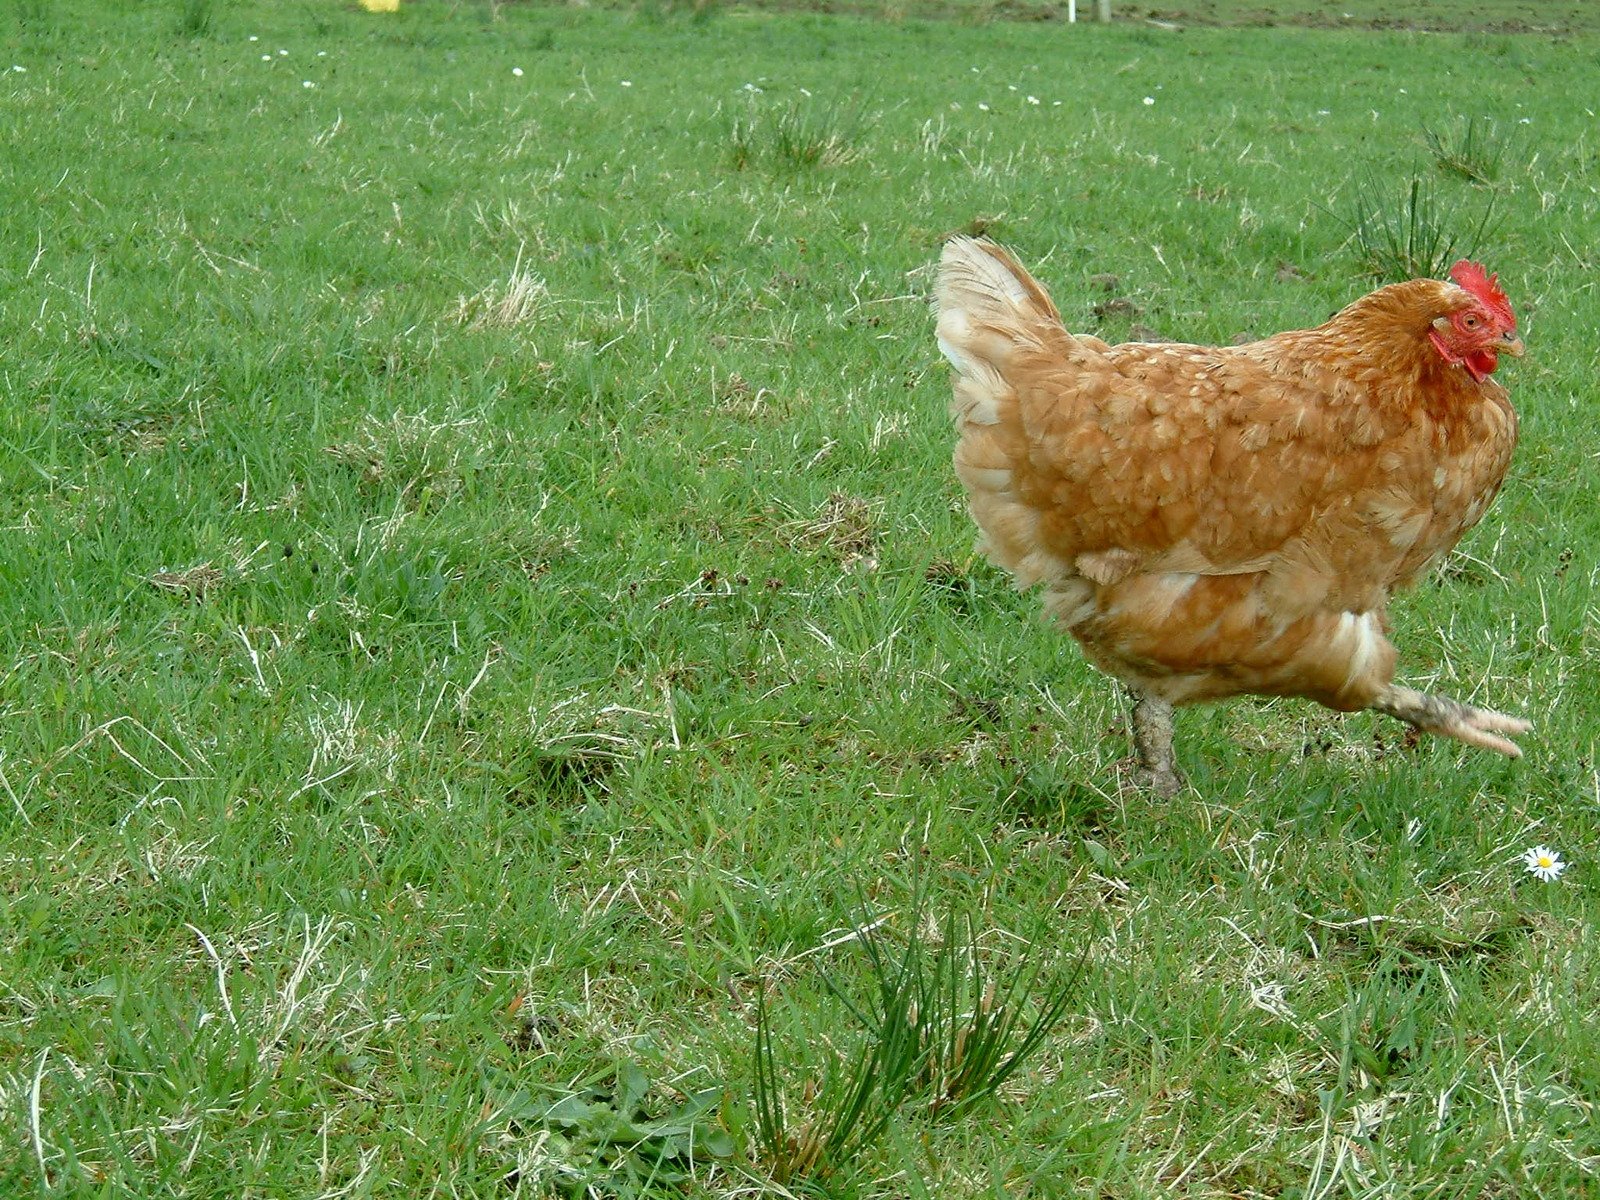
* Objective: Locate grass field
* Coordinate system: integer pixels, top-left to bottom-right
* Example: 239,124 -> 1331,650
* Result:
3,1 -> 1599,1195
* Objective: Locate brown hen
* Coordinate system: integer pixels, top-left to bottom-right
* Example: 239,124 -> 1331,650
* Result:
935,237 -> 1529,795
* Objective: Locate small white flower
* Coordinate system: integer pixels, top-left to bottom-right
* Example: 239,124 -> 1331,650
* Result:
1007,84 -> 1017,92
317,51 -> 328,57
741,82 -> 762,93
278,49 -> 289,56
1398,87 -> 1407,94
1523,845 -> 1566,882
1026,95 -> 1039,105
1052,100 -> 1062,106
261,54 -> 272,61
1519,117 -> 1532,125
977,102 -> 990,112
799,86 -> 812,97
511,67 -> 524,77
1143,96 -> 1155,106
249,35 -> 259,42
11,65 -> 25,73
302,80 -> 314,88
620,80 -> 632,87
1317,109 -> 1331,116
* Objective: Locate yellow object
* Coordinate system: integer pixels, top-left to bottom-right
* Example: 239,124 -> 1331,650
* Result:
359,0 -> 400,11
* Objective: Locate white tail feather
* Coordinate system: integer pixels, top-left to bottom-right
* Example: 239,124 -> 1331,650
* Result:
936,236 -> 1047,324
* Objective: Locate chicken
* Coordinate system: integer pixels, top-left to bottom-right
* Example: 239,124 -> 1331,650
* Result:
934,237 -> 1529,795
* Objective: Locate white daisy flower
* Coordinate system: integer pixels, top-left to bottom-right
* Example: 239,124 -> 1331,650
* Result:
1026,95 -> 1039,105
1523,845 -> 1566,882
1143,96 -> 1155,106
511,67 -> 524,77
302,80 -> 315,88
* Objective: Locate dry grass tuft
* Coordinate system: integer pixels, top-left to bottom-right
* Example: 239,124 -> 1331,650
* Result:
146,563 -> 225,600
324,409 -> 491,505
450,248 -> 547,329
779,492 -> 880,570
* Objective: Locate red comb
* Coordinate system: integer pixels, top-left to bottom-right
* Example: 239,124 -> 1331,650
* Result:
1449,259 -> 1516,329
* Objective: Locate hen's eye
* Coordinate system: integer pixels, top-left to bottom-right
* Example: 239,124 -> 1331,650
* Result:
1462,314 -> 1480,329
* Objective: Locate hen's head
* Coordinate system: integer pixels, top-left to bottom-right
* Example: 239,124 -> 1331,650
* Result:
1428,260 -> 1523,382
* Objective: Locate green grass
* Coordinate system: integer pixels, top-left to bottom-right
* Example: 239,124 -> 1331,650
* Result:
3,1 -> 1599,1195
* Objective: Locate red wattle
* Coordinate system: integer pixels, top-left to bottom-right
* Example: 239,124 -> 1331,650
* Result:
1464,350 -> 1498,382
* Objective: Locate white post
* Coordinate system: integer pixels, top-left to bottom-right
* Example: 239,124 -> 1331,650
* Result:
1096,0 -> 1111,19
1068,0 -> 1076,21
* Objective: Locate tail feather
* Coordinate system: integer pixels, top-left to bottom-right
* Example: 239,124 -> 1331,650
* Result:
936,236 -> 1062,329
934,237 -> 1088,423
935,237 -> 1077,591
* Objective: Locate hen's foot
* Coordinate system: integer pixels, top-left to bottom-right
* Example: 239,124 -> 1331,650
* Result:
1131,761 -> 1186,798
1372,684 -> 1531,758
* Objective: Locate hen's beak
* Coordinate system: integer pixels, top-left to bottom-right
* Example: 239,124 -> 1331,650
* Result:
1500,331 -> 1526,358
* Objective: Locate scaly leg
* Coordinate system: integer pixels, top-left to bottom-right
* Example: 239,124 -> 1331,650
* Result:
1129,691 -> 1184,798
1371,683 -> 1530,758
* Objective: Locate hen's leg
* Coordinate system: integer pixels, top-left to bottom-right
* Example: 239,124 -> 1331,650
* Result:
1129,691 -> 1184,797
1371,684 -> 1530,758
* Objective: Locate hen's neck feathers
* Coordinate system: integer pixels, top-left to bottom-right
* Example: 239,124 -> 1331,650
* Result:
1296,278 -> 1469,391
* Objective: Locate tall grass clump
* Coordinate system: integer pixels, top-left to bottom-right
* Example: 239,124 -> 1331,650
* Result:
1344,173 -> 1499,282
175,0 -> 214,37
752,896 -> 1083,1185
855,906 -> 1084,1120
729,99 -> 864,172
752,983 -> 920,1185
1422,116 -> 1513,184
